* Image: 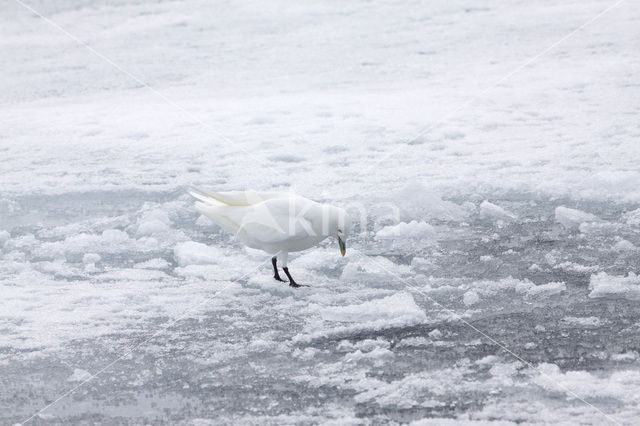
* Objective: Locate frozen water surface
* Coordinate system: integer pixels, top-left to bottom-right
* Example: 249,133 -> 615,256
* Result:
2,0 -> 640,424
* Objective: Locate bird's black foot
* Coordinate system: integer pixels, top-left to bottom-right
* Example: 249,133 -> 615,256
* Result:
272,256 -> 286,282
283,267 -> 307,288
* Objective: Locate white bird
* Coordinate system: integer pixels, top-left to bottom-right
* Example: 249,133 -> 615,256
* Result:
189,186 -> 351,287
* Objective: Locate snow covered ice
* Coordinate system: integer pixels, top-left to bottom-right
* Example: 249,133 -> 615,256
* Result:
2,0 -> 640,424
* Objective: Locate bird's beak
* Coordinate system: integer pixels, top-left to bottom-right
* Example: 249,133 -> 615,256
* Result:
338,237 -> 346,257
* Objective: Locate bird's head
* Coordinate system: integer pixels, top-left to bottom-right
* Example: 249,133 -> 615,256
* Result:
332,208 -> 352,257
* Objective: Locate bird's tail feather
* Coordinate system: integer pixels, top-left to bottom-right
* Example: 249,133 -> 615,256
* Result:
188,185 -> 233,206
190,185 -> 245,234
188,184 -> 284,206
194,201 -> 241,234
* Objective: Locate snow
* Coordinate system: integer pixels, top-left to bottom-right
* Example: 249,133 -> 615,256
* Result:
173,241 -> 223,266
339,255 -> 411,286
136,219 -> 170,236
610,352 -> 638,362
428,329 -> 443,339
463,290 -> 480,306
562,316 -> 603,327
589,272 -> 640,300
465,278 -> 566,302
518,281 -> 566,299
376,221 -> 436,240
318,292 -> 427,328
554,206 -> 599,230
479,201 -> 516,221
67,368 -> 92,382
134,258 -> 170,270
389,183 -> 471,222
82,252 -> 101,264
2,0 -> 640,423
623,209 -> 640,226
533,363 -> 640,406
613,239 -> 636,252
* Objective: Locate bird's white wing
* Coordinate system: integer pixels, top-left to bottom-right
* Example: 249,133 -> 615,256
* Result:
189,185 -> 287,206
236,199 -> 315,245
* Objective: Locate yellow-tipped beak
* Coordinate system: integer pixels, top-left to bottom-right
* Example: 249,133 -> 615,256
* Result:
338,237 -> 346,257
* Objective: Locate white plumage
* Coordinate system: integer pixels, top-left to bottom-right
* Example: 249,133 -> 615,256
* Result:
189,186 -> 351,287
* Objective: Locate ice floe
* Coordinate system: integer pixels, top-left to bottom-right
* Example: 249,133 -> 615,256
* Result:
479,200 -> 516,221
376,221 -> 437,240
589,272 -> 640,300
554,206 -> 599,230
173,241 -> 224,266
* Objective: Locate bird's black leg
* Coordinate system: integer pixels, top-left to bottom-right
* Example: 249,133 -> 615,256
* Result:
282,267 -> 302,288
272,256 -> 286,282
